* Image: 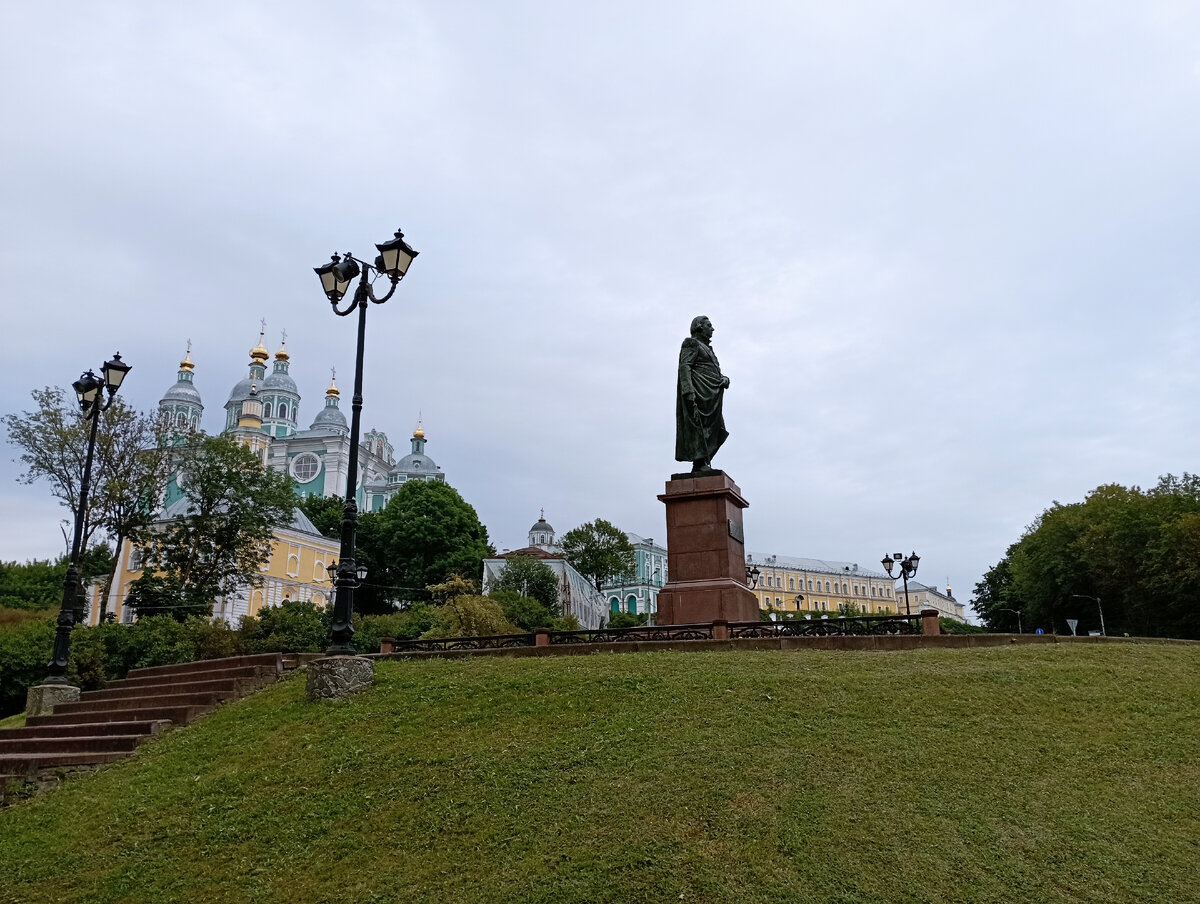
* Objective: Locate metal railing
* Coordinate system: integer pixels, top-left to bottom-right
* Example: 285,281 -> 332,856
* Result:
549,623 -> 714,644
729,614 -> 922,638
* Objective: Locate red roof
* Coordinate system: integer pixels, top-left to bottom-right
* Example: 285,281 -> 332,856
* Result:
497,546 -> 562,560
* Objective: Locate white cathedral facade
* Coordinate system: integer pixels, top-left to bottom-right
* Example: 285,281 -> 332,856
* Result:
157,330 -> 445,512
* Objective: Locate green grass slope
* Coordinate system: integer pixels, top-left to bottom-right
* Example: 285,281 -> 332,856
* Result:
1,645 -> 1197,904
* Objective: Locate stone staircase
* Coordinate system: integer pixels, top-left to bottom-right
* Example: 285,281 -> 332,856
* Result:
0,653 -> 305,801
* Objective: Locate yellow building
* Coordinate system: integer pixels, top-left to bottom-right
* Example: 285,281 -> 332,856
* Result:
746,553 -> 898,616
86,508 -> 339,626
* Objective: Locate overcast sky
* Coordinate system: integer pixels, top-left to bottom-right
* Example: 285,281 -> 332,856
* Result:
4,2 -> 1200,616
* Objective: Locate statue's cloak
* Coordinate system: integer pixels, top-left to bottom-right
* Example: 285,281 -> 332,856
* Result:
675,336 -> 728,463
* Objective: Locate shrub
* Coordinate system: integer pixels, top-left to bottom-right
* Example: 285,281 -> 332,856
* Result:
489,589 -> 553,631
0,615 -> 56,716
239,599 -> 331,653
421,596 -> 518,638
355,606 -> 438,653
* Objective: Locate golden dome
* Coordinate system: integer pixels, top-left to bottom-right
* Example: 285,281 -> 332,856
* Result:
249,329 -> 269,363
179,351 -> 194,372
275,343 -> 289,362
413,416 -> 425,439
326,375 -> 340,397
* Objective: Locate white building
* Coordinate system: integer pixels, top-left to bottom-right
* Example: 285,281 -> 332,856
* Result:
480,514 -> 608,629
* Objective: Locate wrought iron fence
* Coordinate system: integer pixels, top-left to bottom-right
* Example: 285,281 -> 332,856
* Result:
388,632 -> 536,652
549,623 -> 715,645
383,614 -> 923,654
729,614 -> 921,638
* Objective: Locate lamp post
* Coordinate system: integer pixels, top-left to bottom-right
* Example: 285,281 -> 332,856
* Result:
996,607 -> 1023,634
746,562 -> 761,590
314,229 -> 418,655
1070,594 -> 1106,636
45,353 -> 131,684
881,551 -> 920,616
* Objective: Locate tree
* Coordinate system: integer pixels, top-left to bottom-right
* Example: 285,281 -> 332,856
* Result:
491,555 -> 560,612
357,481 -> 492,611
489,589 -> 554,631
972,474 -> 1200,638
126,435 -> 296,620
297,493 -> 344,540
2,388 -> 172,617
561,519 -> 636,592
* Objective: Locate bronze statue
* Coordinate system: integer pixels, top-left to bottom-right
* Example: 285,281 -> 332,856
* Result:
675,315 -> 730,473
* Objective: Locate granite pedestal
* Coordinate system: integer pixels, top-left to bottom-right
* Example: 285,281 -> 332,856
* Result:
656,471 -> 759,624
306,655 -> 375,701
25,683 -> 80,717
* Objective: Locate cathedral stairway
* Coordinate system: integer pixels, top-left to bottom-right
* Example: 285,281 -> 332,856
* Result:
0,653 -> 292,799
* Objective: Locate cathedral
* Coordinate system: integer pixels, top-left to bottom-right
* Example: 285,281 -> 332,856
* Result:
157,329 -> 446,512
85,330 -> 447,627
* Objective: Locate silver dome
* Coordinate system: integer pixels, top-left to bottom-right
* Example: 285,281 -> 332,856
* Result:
161,382 -> 202,405
310,405 -> 348,432
262,371 -> 299,394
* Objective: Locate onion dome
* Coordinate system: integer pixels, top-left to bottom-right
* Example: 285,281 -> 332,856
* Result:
249,329 -> 270,364
309,374 -> 348,433
160,345 -> 203,408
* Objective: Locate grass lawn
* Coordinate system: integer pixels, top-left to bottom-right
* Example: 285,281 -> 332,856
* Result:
0,644 -> 1196,903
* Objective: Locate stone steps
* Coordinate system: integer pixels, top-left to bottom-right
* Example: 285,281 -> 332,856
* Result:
1,653 -> 288,793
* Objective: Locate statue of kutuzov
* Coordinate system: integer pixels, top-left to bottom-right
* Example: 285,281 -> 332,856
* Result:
675,315 -> 730,474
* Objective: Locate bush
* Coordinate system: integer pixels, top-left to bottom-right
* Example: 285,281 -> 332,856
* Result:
489,589 -> 553,631
239,599 -> 331,654
355,605 -> 438,653
421,596 -> 518,638
606,611 -> 648,629
0,615 -> 56,716
940,617 -> 987,635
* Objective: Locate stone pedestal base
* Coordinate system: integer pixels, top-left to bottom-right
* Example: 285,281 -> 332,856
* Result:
657,471 -> 760,625
306,656 -> 375,701
26,683 -> 80,717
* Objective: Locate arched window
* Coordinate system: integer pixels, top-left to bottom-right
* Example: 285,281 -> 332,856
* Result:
789,577 -> 795,590
175,412 -> 186,427
626,595 -> 637,613
610,597 -> 620,613
825,580 -> 831,592
263,401 -> 273,418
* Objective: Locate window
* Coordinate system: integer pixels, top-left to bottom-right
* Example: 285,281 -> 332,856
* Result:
789,577 -> 795,590
825,580 -> 830,592
290,452 -> 321,483
627,595 -> 637,613
808,578 -> 813,590
264,401 -> 273,418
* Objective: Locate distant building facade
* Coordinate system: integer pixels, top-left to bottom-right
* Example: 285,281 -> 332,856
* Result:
87,505 -> 338,626
745,553 -> 898,615
897,581 -> 964,620
480,514 -> 609,629
603,532 -> 667,619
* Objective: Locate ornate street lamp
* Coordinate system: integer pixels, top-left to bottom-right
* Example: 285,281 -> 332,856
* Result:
45,353 -> 131,684
313,230 -> 418,655
881,550 -> 920,616
745,562 -> 761,590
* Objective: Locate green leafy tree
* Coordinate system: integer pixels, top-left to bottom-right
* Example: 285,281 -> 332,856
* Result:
491,555 -> 560,613
297,493 -> 344,540
488,589 -> 553,631
357,482 -> 492,611
974,475 -> 1200,638
2,388 -> 171,618
126,435 -> 296,620
561,518 -> 636,592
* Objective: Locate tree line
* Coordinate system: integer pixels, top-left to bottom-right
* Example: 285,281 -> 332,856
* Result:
972,474 -> 1200,639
